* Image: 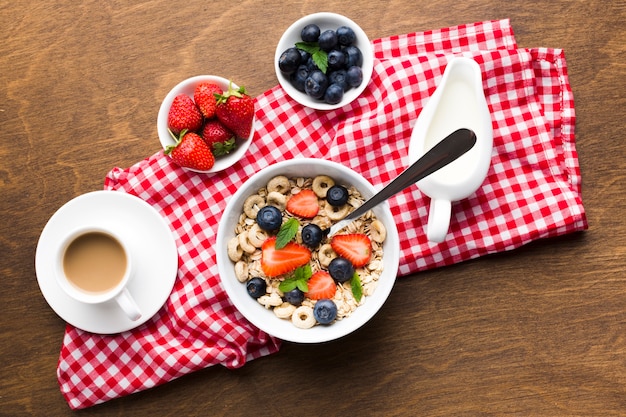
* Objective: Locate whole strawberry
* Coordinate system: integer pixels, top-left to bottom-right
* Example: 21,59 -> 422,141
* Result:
194,82 -> 222,119
167,94 -> 203,134
202,119 -> 236,156
215,82 -> 255,139
165,130 -> 215,171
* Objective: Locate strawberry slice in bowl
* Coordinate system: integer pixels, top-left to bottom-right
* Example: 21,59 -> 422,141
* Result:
157,75 -> 255,173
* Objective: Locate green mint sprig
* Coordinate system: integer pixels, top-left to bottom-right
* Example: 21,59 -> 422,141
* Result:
351,272 -> 363,302
275,217 -> 299,249
296,41 -> 328,74
279,264 -> 312,293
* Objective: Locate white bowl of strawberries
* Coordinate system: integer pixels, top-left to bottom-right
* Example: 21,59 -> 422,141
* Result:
157,75 -> 255,173
216,158 -> 400,343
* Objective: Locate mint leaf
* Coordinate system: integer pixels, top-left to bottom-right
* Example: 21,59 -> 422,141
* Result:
311,50 -> 328,73
296,41 -> 328,74
351,272 -> 363,302
295,41 -> 319,54
296,280 -> 309,293
278,265 -> 312,293
279,279 -> 298,293
275,218 -> 299,249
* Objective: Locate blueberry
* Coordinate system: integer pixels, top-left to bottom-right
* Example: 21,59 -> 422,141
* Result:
297,48 -> 311,63
305,56 -> 318,72
328,257 -> 355,283
301,223 -> 323,248
313,299 -> 338,324
304,70 -> 328,99
328,70 -> 348,91
301,24 -> 320,42
278,47 -> 302,75
290,64 -> 310,92
346,66 -> 363,88
283,288 -> 305,306
336,26 -> 356,46
324,83 -> 344,105
327,49 -> 346,70
343,45 -> 363,68
318,30 -> 338,51
256,205 -> 282,231
326,185 -> 349,206
246,277 -> 267,299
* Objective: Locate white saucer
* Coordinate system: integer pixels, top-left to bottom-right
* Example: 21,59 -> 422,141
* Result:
35,190 -> 178,334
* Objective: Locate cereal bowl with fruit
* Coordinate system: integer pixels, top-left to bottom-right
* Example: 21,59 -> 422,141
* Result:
216,158 -> 400,343
274,12 -> 374,111
157,75 -> 255,173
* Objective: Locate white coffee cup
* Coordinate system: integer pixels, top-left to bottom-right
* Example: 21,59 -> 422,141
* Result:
409,57 -> 493,243
55,226 -> 142,321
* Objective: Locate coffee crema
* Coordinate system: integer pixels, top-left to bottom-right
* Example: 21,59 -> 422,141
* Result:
63,232 -> 127,293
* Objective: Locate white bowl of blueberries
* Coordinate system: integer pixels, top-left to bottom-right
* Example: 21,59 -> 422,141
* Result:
275,12 -> 374,111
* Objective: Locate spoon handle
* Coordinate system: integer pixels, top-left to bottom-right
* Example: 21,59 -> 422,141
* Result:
327,128 -> 476,236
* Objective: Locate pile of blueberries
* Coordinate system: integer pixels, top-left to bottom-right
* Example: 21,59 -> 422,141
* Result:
278,24 -> 364,105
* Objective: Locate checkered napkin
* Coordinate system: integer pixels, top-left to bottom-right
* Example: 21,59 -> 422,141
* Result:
57,19 -> 587,409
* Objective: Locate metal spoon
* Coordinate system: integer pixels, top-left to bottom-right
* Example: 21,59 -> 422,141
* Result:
325,128 -> 477,237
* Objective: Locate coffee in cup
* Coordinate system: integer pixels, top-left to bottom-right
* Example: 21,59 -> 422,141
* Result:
56,227 -> 142,321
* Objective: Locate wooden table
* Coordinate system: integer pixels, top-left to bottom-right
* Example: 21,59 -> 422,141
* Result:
2,1 -> 625,415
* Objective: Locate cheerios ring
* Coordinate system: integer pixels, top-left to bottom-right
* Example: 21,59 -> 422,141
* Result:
312,175 -> 335,198
291,306 -> 316,329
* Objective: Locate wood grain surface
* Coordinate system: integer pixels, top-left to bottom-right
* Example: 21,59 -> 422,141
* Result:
1,0 -> 625,415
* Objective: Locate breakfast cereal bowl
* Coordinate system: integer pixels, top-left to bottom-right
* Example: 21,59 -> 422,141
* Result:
157,75 -> 255,173
216,158 -> 399,343
274,12 -> 374,111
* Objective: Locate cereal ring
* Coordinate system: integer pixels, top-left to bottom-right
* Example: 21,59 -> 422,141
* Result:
234,260 -> 248,282
227,236 -> 243,262
248,224 -> 268,248
369,219 -> 387,243
312,175 -> 335,198
238,231 -> 257,254
267,175 -> 291,194
291,305 -> 316,329
318,243 -> 335,268
243,194 -> 265,218
266,191 -> 287,211
274,302 -> 297,319
325,202 -> 350,221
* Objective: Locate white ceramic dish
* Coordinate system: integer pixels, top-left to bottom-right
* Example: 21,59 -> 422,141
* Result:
216,158 -> 400,343
274,12 -> 374,111
157,75 -> 255,173
35,190 -> 178,334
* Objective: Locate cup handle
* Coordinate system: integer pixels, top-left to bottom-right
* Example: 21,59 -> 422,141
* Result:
115,288 -> 142,321
426,198 -> 452,243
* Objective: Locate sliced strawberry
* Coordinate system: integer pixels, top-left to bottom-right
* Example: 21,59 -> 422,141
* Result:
305,271 -> 337,300
330,234 -> 372,268
286,189 -> 319,218
261,237 -> 311,278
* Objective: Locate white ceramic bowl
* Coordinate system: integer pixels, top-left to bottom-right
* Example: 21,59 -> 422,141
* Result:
157,75 -> 254,173
216,158 -> 400,343
274,12 -> 374,111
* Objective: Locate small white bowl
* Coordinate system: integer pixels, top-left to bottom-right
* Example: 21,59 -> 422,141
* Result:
274,12 -> 374,111
216,158 -> 400,343
157,75 -> 254,173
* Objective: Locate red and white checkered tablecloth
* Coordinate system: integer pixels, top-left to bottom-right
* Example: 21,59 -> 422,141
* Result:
57,19 -> 587,409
